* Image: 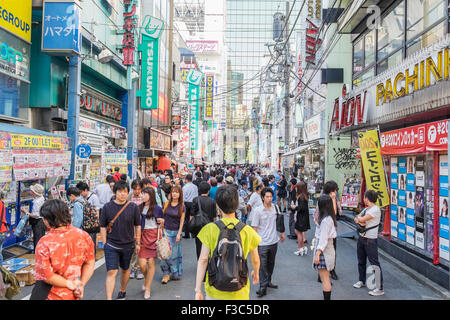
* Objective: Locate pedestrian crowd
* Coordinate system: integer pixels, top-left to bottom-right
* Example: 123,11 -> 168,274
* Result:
0,164 -> 384,300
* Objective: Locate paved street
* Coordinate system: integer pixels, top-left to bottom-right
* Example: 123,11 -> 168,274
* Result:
17,213 -> 444,300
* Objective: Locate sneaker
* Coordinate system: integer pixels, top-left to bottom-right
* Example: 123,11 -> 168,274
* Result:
294,249 -> 302,256
368,288 -> 385,296
116,291 -> 126,300
353,281 -> 366,289
129,270 -> 135,279
136,270 -> 144,280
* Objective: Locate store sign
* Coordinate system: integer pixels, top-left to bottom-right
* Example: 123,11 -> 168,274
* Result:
150,128 -> 171,152
0,0 -> 32,42
380,119 -> 448,154
42,1 -> 82,55
186,40 -> 218,53
305,0 -> 322,66
122,0 -> 138,65
10,134 -> 62,150
330,84 -> 368,133
186,69 -> 203,86
303,113 -> 321,142
79,116 -> 126,140
376,48 -> 450,106
0,34 -> 30,80
205,74 -> 214,120
358,130 -> 390,207
80,90 -> 122,122
189,83 -> 200,151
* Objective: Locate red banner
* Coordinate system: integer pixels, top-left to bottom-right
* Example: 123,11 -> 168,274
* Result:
380,120 -> 448,155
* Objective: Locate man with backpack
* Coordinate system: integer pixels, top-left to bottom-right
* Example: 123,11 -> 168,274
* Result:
251,187 -> 285,297
67,187 -> 85,230
195,185 -> 261,300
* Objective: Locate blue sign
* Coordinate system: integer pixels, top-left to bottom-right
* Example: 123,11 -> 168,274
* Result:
440,217 -> 449,240
42,1 -> 82,54
391,173 -> 398,189
439,175 -> 448,197
398,190 -> 406,207
398,223 -> 406,241
398,157 -> 406,174
406,174 -> 415,191
391,205 -> 398,221
76,144 -> 91,158
406,208 -> 415,227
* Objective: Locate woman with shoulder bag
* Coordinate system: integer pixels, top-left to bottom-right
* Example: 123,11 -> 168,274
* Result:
138,187 -> 164,299
312,195 -> 337,300
292,182 -> 310,256
160,185 -> 185,284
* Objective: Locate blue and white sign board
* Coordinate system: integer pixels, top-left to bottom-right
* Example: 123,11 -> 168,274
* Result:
42,1 -> 82,55
76,144 -> 91,158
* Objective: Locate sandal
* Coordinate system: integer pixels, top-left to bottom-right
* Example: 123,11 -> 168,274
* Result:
161,275 -> 170,284
144,291 -> 151,299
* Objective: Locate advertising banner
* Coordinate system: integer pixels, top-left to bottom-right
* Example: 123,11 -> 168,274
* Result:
186,40 -> 218,53
0,0 -> 32,42
189,83 -> 200,151
340,177 -> 362,208
358,130 -> 390,207
42,1 -> 82,54
139,35 -> 159,110
439,154 -> 449,261
10,134 -> 62,150
205,74 -> 214,120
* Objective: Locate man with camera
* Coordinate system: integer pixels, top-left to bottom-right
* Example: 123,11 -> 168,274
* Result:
353,189 -> 384,296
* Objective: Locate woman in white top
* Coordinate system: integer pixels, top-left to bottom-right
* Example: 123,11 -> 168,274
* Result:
312,194 -> 337,300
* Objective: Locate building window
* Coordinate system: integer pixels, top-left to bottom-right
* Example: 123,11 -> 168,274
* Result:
407,21 -> 446,57
377,49 -> 403,75
353,39 -> 364,73
365,30 -> 375,67
352,67 -> 374,87
406,0 -> 446,41
377,1 -> 405,61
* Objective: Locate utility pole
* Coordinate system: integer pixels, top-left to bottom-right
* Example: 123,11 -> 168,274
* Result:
284,0 -> 291,149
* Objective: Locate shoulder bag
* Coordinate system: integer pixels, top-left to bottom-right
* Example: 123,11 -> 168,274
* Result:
356,208 -> 380,235
156,226 -> 172,260
106,201 -> 130,233
188,197 -> 210,235
274,205 -> 285,233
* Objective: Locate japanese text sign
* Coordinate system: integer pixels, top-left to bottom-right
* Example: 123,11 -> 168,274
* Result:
189,83 -> 200,151
42,1 -> 81,55
359,130 -> 390,207
205,74 -> 214,120
122,0 -> 138,65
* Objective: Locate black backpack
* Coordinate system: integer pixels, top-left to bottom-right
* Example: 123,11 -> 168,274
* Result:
207,220 -> 248,292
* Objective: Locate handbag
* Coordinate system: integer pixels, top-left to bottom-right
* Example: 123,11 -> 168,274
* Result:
106,201 -> 130,233
156,227 -> 172,260
188,197 -> 210,235
274,205 -> 285,233
356,208 -> 379,235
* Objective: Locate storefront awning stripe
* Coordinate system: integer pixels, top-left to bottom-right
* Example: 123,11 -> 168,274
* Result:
0,123 -> 65,138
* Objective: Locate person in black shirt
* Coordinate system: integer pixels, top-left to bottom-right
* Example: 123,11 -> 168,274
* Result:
193,172 -> 203,188
100,180 -> 141,300
192,182 -> 217,259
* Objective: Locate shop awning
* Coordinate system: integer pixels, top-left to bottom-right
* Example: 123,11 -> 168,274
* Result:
0,123 -> 65,137
281,141 -> 321,157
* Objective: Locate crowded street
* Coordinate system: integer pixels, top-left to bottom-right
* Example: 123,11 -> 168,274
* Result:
0,0 -> 449,306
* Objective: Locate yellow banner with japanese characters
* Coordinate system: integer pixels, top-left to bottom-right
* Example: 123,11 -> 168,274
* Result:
358,130 -> 390,208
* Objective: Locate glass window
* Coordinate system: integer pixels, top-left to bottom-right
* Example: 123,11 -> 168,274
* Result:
406,21 -> 446,57
353,67 -> 374,87
377,1 -> 405,60
353,39 -> 364,74
365,30 -> 375,67
377,49 -> 403,75
407,0 -> 446,41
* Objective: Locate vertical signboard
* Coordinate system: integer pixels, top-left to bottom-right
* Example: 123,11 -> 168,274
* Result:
358,130 -> 390,208
189,83 -> 200,151
122,0 -> 138,66
205,74 -> 214,120
42,0 -> 82,54
138,15 -> 164,110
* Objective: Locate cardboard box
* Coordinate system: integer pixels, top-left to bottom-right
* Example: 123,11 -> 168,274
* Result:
19,254 -> 35,266
15,265 -> 35,286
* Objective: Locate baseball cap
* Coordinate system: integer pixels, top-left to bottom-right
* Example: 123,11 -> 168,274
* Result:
226,176 -> 234,183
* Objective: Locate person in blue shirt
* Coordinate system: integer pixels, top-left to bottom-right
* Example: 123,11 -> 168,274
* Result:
209,178 -> 218,200
67,187 -> 85,229
268,175 -> 278,204
274,170 -> 281,184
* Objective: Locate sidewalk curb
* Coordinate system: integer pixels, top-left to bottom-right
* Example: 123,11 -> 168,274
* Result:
338,220 -> 450,300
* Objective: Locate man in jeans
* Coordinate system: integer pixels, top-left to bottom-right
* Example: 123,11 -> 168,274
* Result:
100,180 -> 141,300
353,190 -> 384,296
251,187 -> 285,297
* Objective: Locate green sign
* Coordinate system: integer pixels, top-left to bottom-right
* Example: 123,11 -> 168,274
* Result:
189,83 -> 200,151
138,15 -> 164,110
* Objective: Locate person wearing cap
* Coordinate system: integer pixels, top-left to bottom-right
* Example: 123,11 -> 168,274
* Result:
149,174 -> 158,188
225,175 -> 235,185
21,184 -> 46,252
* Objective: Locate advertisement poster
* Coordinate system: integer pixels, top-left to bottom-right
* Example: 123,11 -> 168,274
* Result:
391,205 -> 398,238
439,154 -> 449,260
426,189 -> 434,253
398,157 -> 406,174
415,187 -> 425,249
391,157 -> 398,173
340,177 -> 362,208
398,223 -> 406,241
398,207 -> 406,224
406,191 -> 415,209
358,130 -> 390,207
391,173 -> 398,189
406,174 -> 415,191
406,226 -> 415,245
399,173 -> 406,190
398,190 -> 406,207
391,189 -> 397,205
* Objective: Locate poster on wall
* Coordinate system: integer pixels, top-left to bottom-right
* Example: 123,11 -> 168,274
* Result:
426,188 -> 434,253
391,205 -> 398,238
416,156 -> 425,187
415,186 -> 425,249
439,154 -> 449,260
340,177 -> 362,208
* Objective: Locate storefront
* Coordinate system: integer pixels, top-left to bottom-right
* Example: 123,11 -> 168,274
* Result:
138,128 -> 172,176
75,84 -> 127,188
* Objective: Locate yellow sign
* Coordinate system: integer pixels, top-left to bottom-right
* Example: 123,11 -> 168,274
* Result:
10,134 -> 62,149
0,0 -> 32,42
376,48 -> 450,106
358,130 -> 390,208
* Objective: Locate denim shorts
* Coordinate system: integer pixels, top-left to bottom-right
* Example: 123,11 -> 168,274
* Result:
104,243 -> 134,271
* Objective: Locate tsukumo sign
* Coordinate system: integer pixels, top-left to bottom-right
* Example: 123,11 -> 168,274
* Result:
329,84 -> 369,133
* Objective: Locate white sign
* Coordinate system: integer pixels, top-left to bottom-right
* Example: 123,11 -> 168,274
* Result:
142,15 -> 164,39
303,113 -> 322,142
186,40 -> 218,53
186,69 -> 203,86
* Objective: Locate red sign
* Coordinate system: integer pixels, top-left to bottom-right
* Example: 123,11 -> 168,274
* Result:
80,92 -> 122,122
122,1 -> 137,65
329,87 -> 368,133
380,120 -> 448,154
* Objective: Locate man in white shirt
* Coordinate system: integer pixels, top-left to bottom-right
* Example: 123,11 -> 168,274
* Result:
21,184 -> 46,252
95,175 -> 115,209
246,184 -> 263,225
353,190 -> 384,296
251,187 -> 285,297
182,174 -> 198,238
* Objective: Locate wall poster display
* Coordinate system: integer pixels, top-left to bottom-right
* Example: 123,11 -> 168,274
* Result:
439,154 -> 449,261
340,177 -> 362,208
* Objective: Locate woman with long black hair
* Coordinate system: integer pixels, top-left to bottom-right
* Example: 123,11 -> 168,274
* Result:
138,187 -> 164,299
292,182 -> 310,256
312,194 -> 337,300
